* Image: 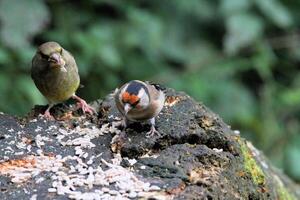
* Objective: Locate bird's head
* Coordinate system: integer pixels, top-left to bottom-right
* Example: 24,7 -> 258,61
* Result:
120,81 -> 150,114
37,41 -> 66,70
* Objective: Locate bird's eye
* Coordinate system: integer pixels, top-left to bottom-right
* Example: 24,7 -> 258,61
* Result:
59,48 -> 63,54
40,53 -> 48,60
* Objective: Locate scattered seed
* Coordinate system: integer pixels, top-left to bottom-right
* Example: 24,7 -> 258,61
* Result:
48,188 -> 57,193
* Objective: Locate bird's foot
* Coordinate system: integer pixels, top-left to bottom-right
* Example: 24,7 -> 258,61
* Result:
76,101 -> 95,115
73,95 -> 96,115
146,125 -> 161,138
120,118 -> 128,129
114,118 -> 128,130
41,110 -> 55,120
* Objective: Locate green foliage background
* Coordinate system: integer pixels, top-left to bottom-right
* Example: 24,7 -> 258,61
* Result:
0,0 -> 299,181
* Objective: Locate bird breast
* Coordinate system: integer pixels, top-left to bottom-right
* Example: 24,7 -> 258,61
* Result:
33,65 -> 80,103
124,91 -> 165,122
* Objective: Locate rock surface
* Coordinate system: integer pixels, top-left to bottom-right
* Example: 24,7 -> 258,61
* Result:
0,89 -> 299,200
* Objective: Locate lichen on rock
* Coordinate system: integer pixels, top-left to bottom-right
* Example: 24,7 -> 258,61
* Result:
238,139 -> 265,185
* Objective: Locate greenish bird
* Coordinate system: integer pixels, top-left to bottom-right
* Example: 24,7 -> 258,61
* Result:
31,41 -> 95,119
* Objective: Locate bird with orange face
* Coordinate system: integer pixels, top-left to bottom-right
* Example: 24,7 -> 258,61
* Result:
114,80 -> 165,137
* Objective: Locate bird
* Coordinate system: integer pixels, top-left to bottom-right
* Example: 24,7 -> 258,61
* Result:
31,41 -> 95,119
114,80 -> 165,137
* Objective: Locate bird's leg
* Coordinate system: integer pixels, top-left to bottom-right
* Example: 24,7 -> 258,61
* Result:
146,118 -> 160,137
115,117 -> 128,130
121,118 -> 129,129
42,104 -> 55,120
72,95 -> 95,115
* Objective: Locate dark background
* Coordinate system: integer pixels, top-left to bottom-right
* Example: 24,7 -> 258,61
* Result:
0,0 -> 299,182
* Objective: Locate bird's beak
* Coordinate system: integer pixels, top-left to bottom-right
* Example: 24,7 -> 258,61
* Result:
48,52 -> 65,67
124,104 -> 132,115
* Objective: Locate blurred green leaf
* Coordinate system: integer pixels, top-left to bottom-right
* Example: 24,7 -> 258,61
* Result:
0,47 -> 10,64
224,13 -> 264,55
254,0 -> 293,28
73,25 -> 122,71
0,74 -> 9,101
279,88 -> 300,106
126,8 -> 163,59
16,47 -> 36,69
220,0 -> 251,17
0,0 -> 50,49
169,64 -> 256,124
285,141 -> 300,180
172,0 -> 215,20
252,42 -> 276,79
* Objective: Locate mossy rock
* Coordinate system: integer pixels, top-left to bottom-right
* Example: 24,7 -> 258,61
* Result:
0,88 -> 299,199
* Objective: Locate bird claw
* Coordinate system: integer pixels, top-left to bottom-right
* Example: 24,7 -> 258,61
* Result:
146,126 -> 161,138
120,119 -> 128,129
76,100 -> 95,115
41,110 -> 55,120
72,94 -> 96,115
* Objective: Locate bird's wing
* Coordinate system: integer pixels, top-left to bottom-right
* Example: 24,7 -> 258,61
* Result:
145,81 -> 165,102
145,81 -> 166,91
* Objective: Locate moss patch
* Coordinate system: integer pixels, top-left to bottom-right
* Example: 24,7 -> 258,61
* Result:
238,140 -> 265,185
278,186 -> 296,200
275,175 -> 296,200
